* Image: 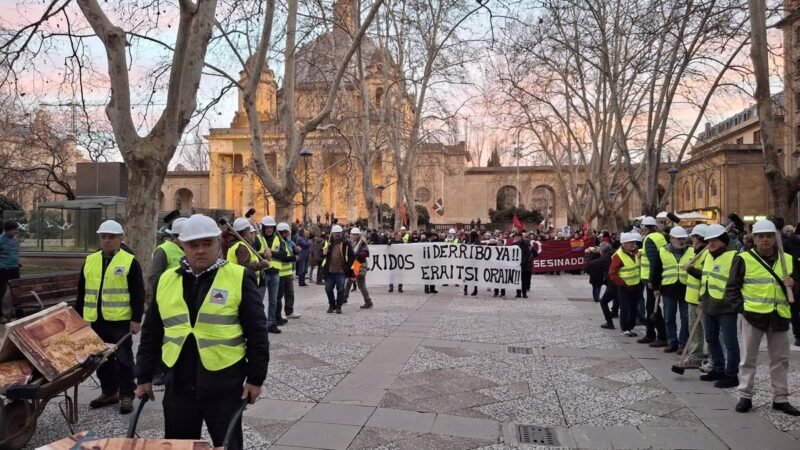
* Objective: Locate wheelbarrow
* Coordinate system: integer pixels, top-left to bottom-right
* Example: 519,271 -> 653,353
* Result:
0,333 -> 132,450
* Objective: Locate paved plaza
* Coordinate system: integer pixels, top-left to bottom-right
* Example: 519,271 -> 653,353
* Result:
22,275 -> 800,449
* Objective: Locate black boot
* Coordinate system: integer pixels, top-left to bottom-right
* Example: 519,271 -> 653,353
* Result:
735,398 -> 752,413
471,287 -> 477,296
398,285 -> 403,293
388,285 -> 393,293
773,402 -> 800,416
424,286 -> 430,294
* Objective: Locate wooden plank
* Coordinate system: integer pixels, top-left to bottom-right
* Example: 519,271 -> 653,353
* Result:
0,303 -> 70,363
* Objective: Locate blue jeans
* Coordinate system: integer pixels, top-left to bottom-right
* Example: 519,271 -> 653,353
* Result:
263,272 -> 280,326
325,272 -> 346,307
617,284 -> 642,332
662,294 -> 688,347
296,257 -> 308,285
592,286 -> 602,303
703,312 -> 739,377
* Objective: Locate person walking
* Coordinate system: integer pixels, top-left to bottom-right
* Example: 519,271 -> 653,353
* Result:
686,223 -> 739,388
0,221 -> 21,321
677,224 -> 708,370
589,243 -> 616,329
638,216 -> 668,347
608,232 -> 643,336
308,232 -> 322,285
322,225 -> 355,313
75,220 -> 144,414
134,214 -> 269,450
344,227 -> 373,308
729,220 -> 800,416
275,222 -> 299,322
652,226 -> 694,353
148,218 -> 187,306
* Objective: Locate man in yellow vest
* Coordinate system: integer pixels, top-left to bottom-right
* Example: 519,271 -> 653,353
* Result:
226,218 -> 271,283
652,226 -> 695,354
134,214 -> 269,449
678,224 -> 708,370
148,217 -> 187,306
322,224 -> 355,313
608,232 -> 643,336
686,223 -> 739,388
638,216 -> 668,347
76,220 -> 144,414
727,220 -> 800,416
275,222 -> 300,323
258,216 -> 289,334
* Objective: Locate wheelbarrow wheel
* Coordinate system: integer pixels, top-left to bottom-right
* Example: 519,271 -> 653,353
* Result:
0,400 -> 36,450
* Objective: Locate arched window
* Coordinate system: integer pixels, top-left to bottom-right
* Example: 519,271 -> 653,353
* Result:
496,185 -> 519,210
696,181 -> 704,200
415,187 -> 432,203
174,188 -> 194,211
684,182 -> 691,201
709,177 -> 718,197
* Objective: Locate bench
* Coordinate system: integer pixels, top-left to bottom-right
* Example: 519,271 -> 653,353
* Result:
8,272 -> 80,317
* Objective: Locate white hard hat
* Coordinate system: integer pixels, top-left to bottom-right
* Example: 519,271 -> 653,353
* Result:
620,232 -> 634,244
703,224 -> 726,241
642,216 -> 658,226
448,228 -> 456,234
170,217 -> 187,236
261,215 -> 277,227
180,214 -> 221,241
669,226 -> 689,239
276,222 -> 291,232
752,219 -> 777,235
331,224 -> 344,233
233,218 -> 252,232
690,224 -> 707,238
400,226 -> 407,231
628,232 -> 643,242
97,220 -> 124,235
350,227 -> 361,235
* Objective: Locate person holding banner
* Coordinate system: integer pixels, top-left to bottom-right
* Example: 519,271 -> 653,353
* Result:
423,231 -> 440,294
322,224 -> 355,313
513,232 -> 532,298
609,232 -> 643,337
344,228 -> 373,309
389,230 -> 404,293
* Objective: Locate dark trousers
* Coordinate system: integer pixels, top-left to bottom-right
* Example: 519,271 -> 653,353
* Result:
91,321 -> 135,397
325,272 -> 346,307
163,388 -> 243,450
296,257 -> 308,285
0,267 -> 20,318
703,311 -> 740,377
276,275 -> 294,317
617,284 -> 642,332
791,298 -> 800,341
599,284 -> 617,323
521,269 -> 532,296
345,275 -> 371,304
317,263 -> 327,284
645,286 -> 666,340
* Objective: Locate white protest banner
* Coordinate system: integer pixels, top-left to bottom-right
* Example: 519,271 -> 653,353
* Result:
367,243 -> 521,289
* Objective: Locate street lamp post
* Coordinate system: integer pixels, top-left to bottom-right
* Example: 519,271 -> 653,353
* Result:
667,166 -> 679,211
376,184 -> 386,229
300,147 -> 313,225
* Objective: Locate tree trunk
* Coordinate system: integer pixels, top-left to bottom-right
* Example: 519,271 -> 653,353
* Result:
749,0 -> 789,218
272,189 -> 295,223
124,145 -> 168,278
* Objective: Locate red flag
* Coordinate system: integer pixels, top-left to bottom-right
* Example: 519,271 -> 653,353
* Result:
512,214 -> 523,231
398,201 -> 408,226
583,217 -> 590,233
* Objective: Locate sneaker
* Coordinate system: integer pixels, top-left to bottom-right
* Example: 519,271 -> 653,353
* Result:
268,325 -> 282,333
637,336 -> 655,344
794,337 -> 800,347
663,345 -> 679,353
120,396 -> 134,415
600,322 -> 615,330
628,331 -> 638,337
648,340 -> 668,348
287,313 -> 302,319
699,360 -> 713,373
327,307 -> 335,313
714,376 -> 739,389
621,331 -> 631,336
772,402 -> 800,416
700,372 -> 723,382
89,392 -> 119,409
735,398 -> 752,413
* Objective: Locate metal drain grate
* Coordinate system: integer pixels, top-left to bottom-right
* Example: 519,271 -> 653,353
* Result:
507,346 -> 534,355
517,425 -> 558,445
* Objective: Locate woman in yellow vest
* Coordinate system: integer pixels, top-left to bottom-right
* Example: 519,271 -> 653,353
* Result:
75,220 -> 145,415
726,220 -> 800,416
134,214 -> 269,449
652,226 -> 695,354
685,223 -> 739,388
608,232 -> 643,336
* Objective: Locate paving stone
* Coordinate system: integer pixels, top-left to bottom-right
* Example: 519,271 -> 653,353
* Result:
274,352 -> 330,369
569,425 -> 614,449
337,371 -> 397,389
603,425 -> 649,449
626,398 -> 683,417
301,403 -> 375,426
275,421 -> 361,450
426,376 -> 498,395
365,407 -> 436,433
430,413 -> 500,441
389,384 -> 442,400
245,399 -> 315,421
350,427 -> 491,450
414,391 -> 497,413
322,386 -> 387,406
639,425 -> 731,449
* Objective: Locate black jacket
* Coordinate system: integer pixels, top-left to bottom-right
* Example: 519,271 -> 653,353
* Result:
516,240 -> 532,271
257,234 -> 293,274
135,262 -> 269,396
587,254 -> 611,287
321,238 -> 355,276
75,250 -> 145,325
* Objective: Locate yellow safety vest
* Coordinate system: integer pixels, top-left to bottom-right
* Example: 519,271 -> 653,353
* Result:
700,250 -> 736,301
82,250 -> 135,322
402,233 -> 409,243
740,251 -> 793,319
279,241 -> 294,277
262,235 -> 282,271
227,240 -> 261,284
157,262 -> 246,371
615,248 -> 641,286
640,232 -> 667,280
685,247 -> 706,304
321,240 -> 331,267
659,246 -> 695,286
156,240 -> 184,269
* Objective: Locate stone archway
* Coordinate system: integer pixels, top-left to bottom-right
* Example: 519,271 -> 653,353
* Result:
496,185 -> 518,210
532,185 -> 556,228
174,188 -> 194,212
